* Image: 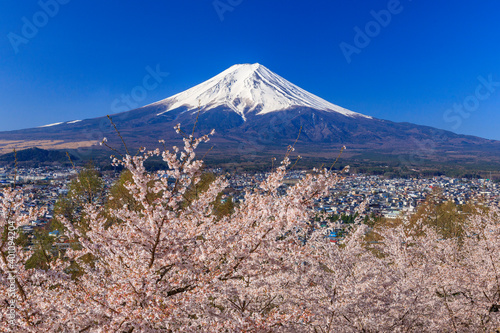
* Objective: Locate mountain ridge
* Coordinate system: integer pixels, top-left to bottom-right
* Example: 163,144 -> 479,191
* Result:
0,63 -> 499,167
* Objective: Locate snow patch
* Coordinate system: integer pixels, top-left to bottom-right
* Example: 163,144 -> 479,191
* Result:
39,122 -> 63,128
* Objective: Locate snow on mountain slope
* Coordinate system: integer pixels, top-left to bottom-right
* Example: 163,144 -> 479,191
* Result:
39,122 -> 64,128
39,120 -> 82,128
152,63 -> 371,121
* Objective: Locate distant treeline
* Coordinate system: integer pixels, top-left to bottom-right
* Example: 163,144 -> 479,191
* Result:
0,147 -> 78,167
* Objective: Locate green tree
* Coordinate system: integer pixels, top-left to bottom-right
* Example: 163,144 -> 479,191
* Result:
24,231 -> 53,270
52,163 -> 105,234
182,172 -> 234,220
21,164 -> 105,271
409,188 -> 466,240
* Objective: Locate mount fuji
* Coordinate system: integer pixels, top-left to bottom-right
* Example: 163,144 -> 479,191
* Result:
150,63 -> 369,121
0,63 -> 499,167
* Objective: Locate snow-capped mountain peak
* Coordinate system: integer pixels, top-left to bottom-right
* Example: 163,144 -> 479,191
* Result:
152,63 -> 371,120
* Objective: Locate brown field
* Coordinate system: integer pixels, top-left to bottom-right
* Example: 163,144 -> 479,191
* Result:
0,140 -> 98,155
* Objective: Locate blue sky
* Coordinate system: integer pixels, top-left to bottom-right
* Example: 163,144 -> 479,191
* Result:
1,0 -> 499,139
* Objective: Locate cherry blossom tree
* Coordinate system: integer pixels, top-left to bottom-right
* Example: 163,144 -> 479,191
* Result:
0,188 -> 77,332
55,129 -> 348,331
317,207 -> 500,332
1,126 -> 499,332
